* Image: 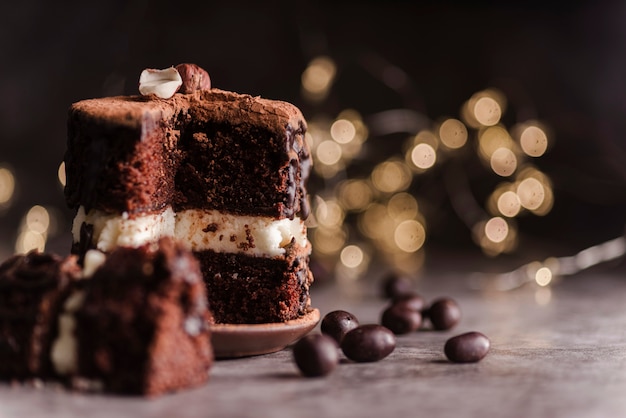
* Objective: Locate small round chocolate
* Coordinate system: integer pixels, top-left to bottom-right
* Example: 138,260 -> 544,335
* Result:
381,273 -> 413,299
293,334 -> 339,377
427,297 -> 461,330
381,304 -> 422,335
321,310 -> 360,344
392,293 -> 427,312
341,324 -> 396,362
175,63 -> 211,93
444,331 -> 490,363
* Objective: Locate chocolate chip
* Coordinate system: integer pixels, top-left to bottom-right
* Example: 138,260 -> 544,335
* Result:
381,273 -> 413,299
293,334 -> 339,377
321,310 -> 360,344
381,304 -> 422,335
427,297 -> 461,330
444,332 -> 490,363
341,324 -> 396,362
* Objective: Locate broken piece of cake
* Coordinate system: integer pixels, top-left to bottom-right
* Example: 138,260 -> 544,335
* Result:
0,238 -> 213,396
64,63 -> 314,324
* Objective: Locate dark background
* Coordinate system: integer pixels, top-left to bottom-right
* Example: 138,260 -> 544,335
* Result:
1,0 -> 626,264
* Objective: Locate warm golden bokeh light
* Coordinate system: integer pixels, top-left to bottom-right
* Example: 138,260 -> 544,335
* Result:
315,198 -> 345,228
57,161 -> 67,187
439,118 -> 468,149
26,205 -> 50,235
359,203 -> 394,239
490,147 -> 517,177
0,166 -> 16,205
394,219 -> 426,253
316,140 -> 343,166
497,190 -> 521,217
15,230 -> 46,253
301,56 -> 336,101
313,227 -> 347,255
410,143 -> 437,170
478,126 -> 514,160
473,97 -> 501,126
371,160 -> 412,193
330,119 -> 357,144
517,177 -> 545,210
484,217 -> 509,243
535,267 -> 553,287
338,180 -> 373,211
340,244 -> 365,268
387,192 -> 419,221
520,125 -> 548,157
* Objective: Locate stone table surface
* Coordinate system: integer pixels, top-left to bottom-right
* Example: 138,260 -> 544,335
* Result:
2,258 -> 626,418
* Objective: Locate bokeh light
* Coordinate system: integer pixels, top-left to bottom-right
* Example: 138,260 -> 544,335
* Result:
497,190 -> 521,217
490,147 -> 517,177
316,140 -> 343,166
517,177 -> 545,210
301,56 -> 337,101
439,118 -> 468,149
330,119 -> 357,144
410,143 -> 437,170
338,180 -> 373,211
519,125 -> 549,157
387,192 -> 419,221
394,219 -> 426,253
58,161 -> 67,187
484,216 -> 509,243
340,244 -> 365,268
535,267 -> 553,287
0,166 -> 16,207
473,97 -> 501,126
371,160 -> 412,193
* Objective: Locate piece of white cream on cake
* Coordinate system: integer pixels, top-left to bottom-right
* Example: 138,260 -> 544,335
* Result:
72,206 -> 308,258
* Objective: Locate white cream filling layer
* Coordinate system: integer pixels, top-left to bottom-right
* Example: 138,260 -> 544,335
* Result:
51,290 -> 86,376
72,206 -> 308,257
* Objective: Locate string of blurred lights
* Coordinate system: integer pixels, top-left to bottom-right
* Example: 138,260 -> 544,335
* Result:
299,54 -> 614,286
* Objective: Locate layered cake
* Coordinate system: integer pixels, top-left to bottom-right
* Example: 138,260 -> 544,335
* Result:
64,64 -> 314,324
0,238 -> 213,396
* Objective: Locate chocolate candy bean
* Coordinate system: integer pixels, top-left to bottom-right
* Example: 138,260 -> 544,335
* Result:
427,297 -> 461,330
293,334 -> 339,377
381,273 -> 413,299
321,310 -> 360,344
444,331 -> 490,363
381,304 -> 422,334
341,324 -> 396,362
392,293 -> 427,312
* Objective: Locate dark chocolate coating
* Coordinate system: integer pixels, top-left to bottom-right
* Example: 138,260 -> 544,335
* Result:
341,324 -> 396,363
293,334 -> 339,377
321,310 -> 360,344
444,331 -> 490,363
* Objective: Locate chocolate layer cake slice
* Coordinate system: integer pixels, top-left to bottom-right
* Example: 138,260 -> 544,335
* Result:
0,252 -> 80,380
64,64 -> 314,324
49,238 -> 213,396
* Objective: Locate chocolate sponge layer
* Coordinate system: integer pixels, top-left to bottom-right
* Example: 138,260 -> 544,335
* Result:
196,245 -> 313,324
65,89 -> 310,220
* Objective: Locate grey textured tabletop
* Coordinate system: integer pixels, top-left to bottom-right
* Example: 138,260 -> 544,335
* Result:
2,258 -> 626,418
